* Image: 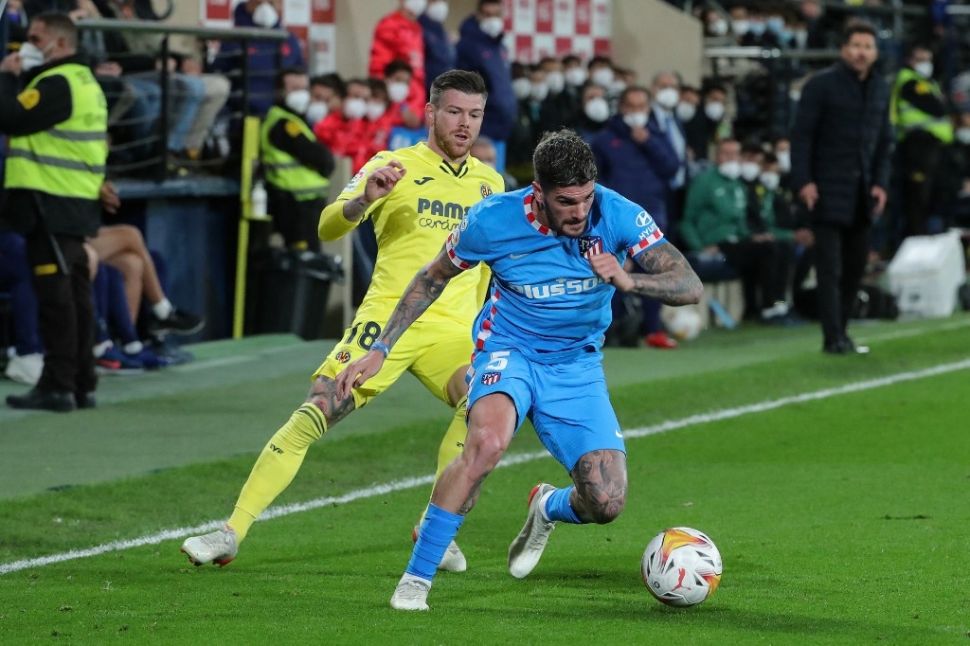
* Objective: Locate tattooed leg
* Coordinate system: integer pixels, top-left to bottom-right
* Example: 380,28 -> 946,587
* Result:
306,375 -> 358,428
569,449 -> 628,524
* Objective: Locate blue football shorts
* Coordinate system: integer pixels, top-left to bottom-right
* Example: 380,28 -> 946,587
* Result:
467,347 -> 625,472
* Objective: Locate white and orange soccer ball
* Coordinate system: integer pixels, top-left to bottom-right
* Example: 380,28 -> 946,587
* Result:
641,527 -> 723,607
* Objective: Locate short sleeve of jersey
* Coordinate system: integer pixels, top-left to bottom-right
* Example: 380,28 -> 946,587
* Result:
605,190 -> 667,258
444,201 -> 490,271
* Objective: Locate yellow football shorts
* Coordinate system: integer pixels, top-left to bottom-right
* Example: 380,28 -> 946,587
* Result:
312,313 -> 473,409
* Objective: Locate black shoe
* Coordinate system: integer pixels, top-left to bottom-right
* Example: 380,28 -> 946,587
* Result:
822,340 -> 847,355
75,392 -> 97,409
842,336 -> 870,355
6,387 -> 76,412
148,308 -> 205,337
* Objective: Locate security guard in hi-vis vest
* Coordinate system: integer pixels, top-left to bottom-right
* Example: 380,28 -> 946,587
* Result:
259,68 -> 335,249
0,12 -> 108,412
890,44 -> 953,238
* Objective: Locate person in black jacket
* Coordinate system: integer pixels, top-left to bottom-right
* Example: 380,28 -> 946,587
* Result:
790,20 -> 893,355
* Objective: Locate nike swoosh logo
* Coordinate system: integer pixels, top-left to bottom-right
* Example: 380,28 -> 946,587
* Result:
414,176 -> 435,185
509,252 -> 533,259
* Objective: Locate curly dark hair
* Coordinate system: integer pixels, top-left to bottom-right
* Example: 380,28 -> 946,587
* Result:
533,129 -> 598,191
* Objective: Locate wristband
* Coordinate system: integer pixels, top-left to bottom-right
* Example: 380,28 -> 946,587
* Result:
370,341 -> 390,357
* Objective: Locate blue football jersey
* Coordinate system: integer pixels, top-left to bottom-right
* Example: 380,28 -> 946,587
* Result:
445,184 -> 666,359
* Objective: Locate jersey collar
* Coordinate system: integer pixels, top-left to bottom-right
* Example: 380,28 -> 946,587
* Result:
523,193 -> 554,236
415,141 -> 471,178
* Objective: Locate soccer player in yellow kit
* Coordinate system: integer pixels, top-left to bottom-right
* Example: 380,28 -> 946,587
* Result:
181,70 -> 502,569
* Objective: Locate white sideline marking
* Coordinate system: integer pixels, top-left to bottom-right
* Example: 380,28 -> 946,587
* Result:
2,357 -> 969,576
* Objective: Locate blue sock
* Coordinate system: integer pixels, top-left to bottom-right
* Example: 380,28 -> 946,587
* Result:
405,503 -> 464,581
544,486 -> 582,524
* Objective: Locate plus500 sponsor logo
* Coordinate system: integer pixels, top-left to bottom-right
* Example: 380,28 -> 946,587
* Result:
508,277 -> 603,299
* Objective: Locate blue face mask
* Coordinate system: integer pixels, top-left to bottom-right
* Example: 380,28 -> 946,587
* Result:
766,17 -> 785,34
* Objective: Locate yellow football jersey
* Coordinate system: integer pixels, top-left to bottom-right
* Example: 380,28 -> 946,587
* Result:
319,141 -> 503,325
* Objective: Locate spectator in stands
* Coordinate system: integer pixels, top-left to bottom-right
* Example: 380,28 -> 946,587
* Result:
216,0 -> 305,117
419,0 -> 455,96
381,59 -> 423,129
676,85 -> 700,127
560,54 -> 586,125
592,86 -> 681,348
684,82 -> 728,161
740,140 -> 764,189
359,78 -> 395,170
0,231 -> 44,385
937,111 -> 970,229
471,135 -> 517,190
507,65 -> 549,173
456,0 -> 515,143
575,81 -> 610,142
681,139 -> 791,323
791,21 -> 892,355
773,134 -> 792,184
1,12 -> 105,412
171,36 -> 231,163
650,71 -> 689,224
314,77 -> 370,171
260,69 -> 335,250
891,44 -> 952,238
537,56 -> 571,132
308,73 -> 345,128
369,0 -> 427,122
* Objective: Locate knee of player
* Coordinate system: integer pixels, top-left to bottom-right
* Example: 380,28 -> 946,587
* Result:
591,495 -> 626,524
463,427 -> 510,472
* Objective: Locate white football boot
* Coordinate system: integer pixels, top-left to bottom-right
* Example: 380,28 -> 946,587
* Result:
181,526 -> 238,567
390,573 -> 432,611
412,526 -> 467,572
508,483 -> 557,579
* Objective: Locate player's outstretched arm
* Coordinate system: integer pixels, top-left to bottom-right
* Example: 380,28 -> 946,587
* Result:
334,249 -> 464,399
589,244 -> 703,305
318,160 -> 406,241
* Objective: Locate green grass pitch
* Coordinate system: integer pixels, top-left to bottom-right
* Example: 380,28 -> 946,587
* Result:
1,315 -> 968,643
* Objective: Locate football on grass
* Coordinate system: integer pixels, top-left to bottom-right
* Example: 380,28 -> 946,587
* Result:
641,527 -> 722,607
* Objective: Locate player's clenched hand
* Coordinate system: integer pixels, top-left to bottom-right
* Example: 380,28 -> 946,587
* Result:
363,159 -> 406,204
335,350 -> 386,400
588,251 -> 634,292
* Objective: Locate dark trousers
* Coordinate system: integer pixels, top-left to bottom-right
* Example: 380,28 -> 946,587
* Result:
720,239 -> 789,316
25,230 -> 97,394
899,129 -> 944,239
812,219 -> 869,348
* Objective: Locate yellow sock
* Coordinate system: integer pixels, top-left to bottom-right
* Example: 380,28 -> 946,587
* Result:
228,403 -> 327,541
435,395 -> 468,481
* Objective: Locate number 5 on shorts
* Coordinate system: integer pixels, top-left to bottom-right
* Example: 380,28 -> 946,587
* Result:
485,351 -> 510,371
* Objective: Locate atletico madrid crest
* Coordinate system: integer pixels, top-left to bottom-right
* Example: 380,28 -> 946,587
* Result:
579,236 -> 604,259
481,372 -> 501,386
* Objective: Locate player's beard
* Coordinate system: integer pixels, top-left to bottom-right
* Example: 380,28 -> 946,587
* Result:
431,116 -> 473,163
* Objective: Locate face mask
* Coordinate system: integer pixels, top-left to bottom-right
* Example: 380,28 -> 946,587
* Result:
565,67 -> 587,86
367,101 -> 387,121
252,2 -> 279,28
676,102 -> 696,122
18,42 -> 47,71
530,81 -> 549,102
655,87 -> 679,110
766,17 -> 785,34
732,19 -> 750,36
719,160 -> 741,179
956,128 -> 970,145
512,77 -> 532,100
387,81 -> 410,104
425,0 -> 448,22
545,71 -> 564,94
794,30 -> 808,48
609,79 -> 627,95
776,150 -> 791,172
305,101 -> 328,125
343,97 -> 367,120
403,0 -> 428,16
584,96 -> 610,123
705,101 -> 725,121
760,171 -> 780,191
479,16 -> 504,38
623,112 -> 649,129
591,67 -> 614,88
284,89 -> 311,114
709,18 -> 728,36
741,161 -> 761,182
748,21 -> 766,36
913,61 -> 933,79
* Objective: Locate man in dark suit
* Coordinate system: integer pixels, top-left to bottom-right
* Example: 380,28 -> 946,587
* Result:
790,20 -> 893,355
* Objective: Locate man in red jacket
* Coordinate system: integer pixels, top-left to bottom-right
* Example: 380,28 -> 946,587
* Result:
369,0 -> 427,119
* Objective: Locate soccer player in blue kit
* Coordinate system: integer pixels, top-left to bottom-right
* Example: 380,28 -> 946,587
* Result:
336,130 -> 703,611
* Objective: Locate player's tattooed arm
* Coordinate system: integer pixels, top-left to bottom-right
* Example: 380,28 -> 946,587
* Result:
380,250 -> 464,348
628,243 -> 704,305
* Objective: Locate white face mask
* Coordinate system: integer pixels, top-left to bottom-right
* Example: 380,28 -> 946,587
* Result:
530,81 -> 549,102
387,81 -> 410,104
18,42 -> 47,71
367,101 -> 387,121
957,128 -> 970,145
609,79 -> 627,95
512,77 -> 532,100
545,71 -> 564,94
584,96 -> 610,123
709,18 -> 728,36
565,67 -> 587,87
591,67 -> 614,88
741,161 -> 761,182
718,160 -> 741,180
305,101 -> 328,125
705,101 -> 725,121
403,0 -> 428,16
479,16 -> 504,38
425,0 -> 448,22
676,102 -> 696,122
655,87 -> 680,110
343,97 -> 367,120
252,2 -> 279,28
776,150 -> 791,172
760,171 -> 780,191
913,61 -> 934,79
284,89 -> 311,114
732,19 -> 750,36
623,112 -> 649,129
